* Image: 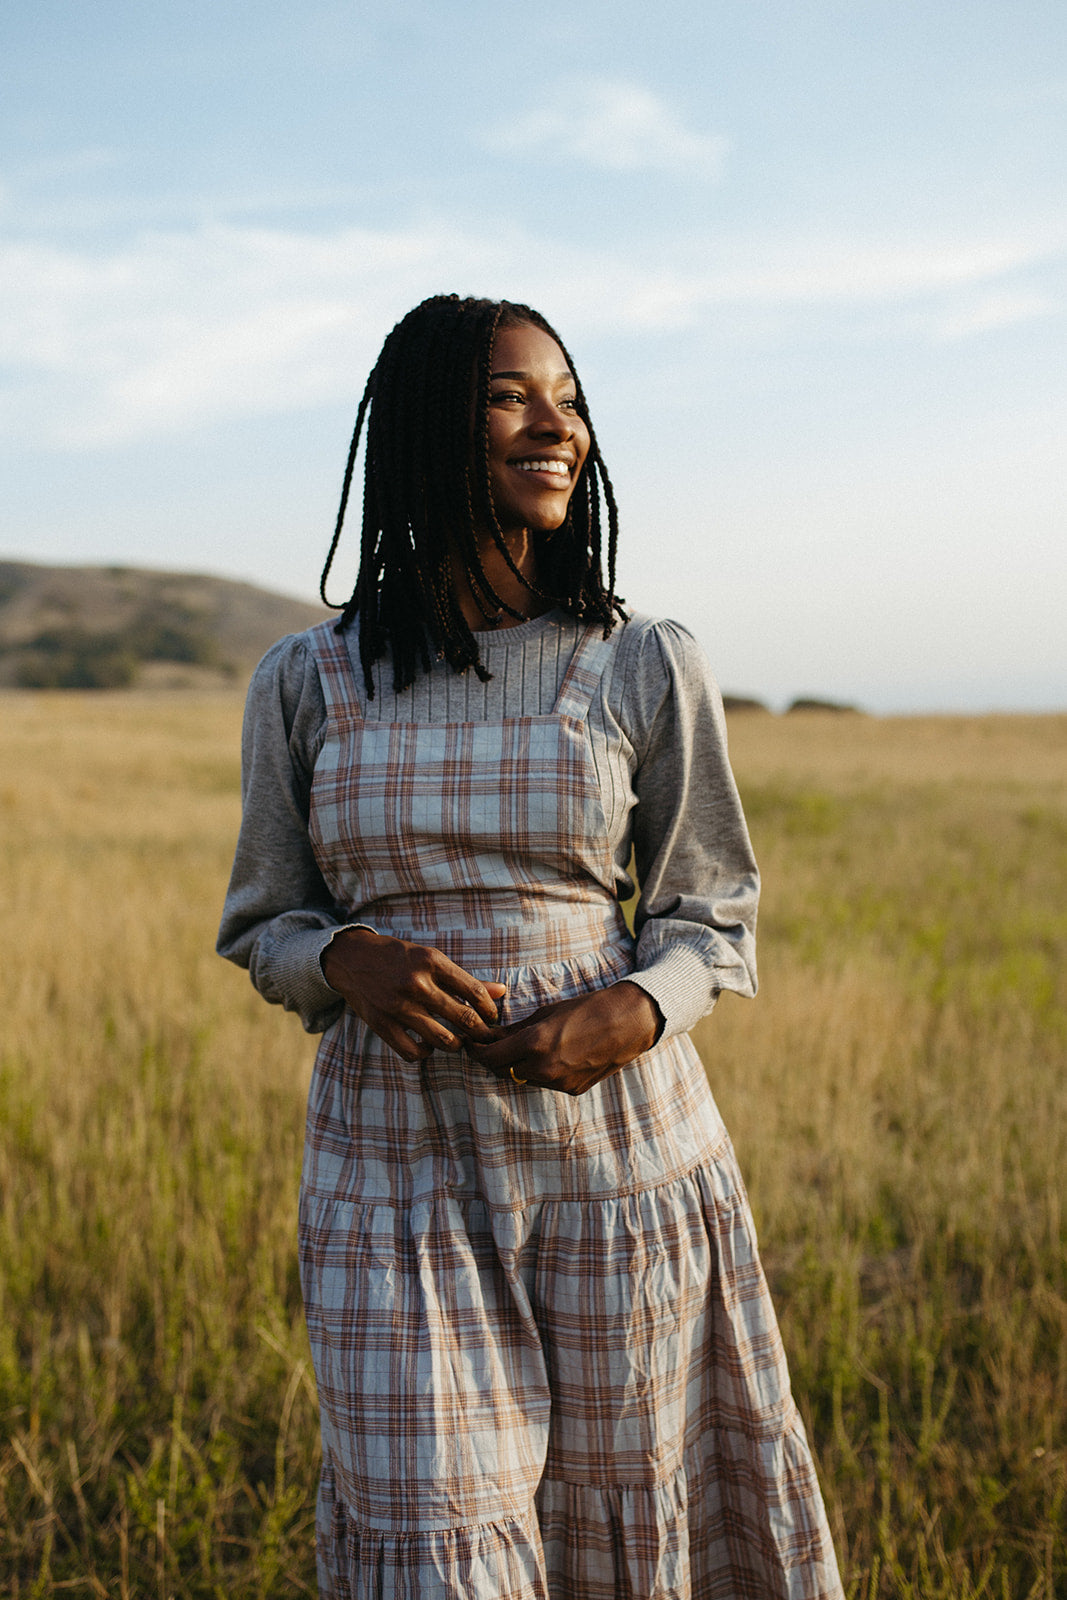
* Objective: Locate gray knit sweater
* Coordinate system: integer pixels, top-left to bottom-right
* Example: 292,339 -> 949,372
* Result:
217,609 -> 758,1039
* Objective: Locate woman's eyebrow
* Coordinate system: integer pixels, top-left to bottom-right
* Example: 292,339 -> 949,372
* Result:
490,368 -> 575,381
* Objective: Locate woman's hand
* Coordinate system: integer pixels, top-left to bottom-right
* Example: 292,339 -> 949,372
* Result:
468,981 -> 663,1097
322,928 -> 506,1064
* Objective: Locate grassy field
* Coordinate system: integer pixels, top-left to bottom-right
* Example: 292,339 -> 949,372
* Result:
1,692 -> 1065,1596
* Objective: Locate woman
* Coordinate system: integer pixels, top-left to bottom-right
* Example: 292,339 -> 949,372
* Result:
219,295 -> 844,1598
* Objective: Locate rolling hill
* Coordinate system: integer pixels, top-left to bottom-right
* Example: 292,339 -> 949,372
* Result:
0,561 -> 331,688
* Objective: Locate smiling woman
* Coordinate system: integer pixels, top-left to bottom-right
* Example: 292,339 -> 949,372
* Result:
218,294 -> 845,1599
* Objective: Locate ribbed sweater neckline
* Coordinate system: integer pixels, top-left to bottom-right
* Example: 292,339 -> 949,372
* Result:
471,608 -> 570,648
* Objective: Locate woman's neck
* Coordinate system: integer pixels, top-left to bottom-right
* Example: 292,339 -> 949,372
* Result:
454,528 -> 548,632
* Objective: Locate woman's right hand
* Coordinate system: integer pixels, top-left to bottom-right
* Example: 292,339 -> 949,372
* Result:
321,927 -> 506,1064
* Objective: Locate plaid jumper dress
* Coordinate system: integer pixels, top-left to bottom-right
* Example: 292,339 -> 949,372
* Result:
299,619 -> 843,1600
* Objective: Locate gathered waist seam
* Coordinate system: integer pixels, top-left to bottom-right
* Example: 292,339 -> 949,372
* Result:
300,1136 -> 734,1213
352,924 -> 634,972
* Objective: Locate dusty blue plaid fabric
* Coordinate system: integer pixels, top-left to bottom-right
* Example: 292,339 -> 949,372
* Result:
300,620 -> 843,1599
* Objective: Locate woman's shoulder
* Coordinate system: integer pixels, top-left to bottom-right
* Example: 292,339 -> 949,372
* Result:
245,627 -> 329,731
605,613 -> 727,758
249,627 -> 314,687
613,610 -> 713,685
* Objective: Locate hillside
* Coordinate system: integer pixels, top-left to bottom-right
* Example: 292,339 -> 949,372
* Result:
0,561 -> 331,688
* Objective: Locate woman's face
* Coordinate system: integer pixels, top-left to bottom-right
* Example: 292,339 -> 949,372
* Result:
484,321 -> 591,540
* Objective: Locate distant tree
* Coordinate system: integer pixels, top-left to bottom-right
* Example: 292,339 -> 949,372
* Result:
15,632 -> 139,689
10,610 -> 226,687
722,694 -> 769,713
786,697 -> 860,714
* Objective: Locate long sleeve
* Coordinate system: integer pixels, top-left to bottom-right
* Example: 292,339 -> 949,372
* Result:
611,618 -> 759,1039
216,635 -> 354,1033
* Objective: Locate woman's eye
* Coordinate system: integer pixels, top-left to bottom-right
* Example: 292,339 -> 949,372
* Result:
489,390 -> 580,412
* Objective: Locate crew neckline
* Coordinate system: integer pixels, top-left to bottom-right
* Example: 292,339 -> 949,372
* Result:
472,608 -> 569,645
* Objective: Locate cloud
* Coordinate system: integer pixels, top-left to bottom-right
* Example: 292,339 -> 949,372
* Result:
485,78 -> 728,176
0,219 -> 1058,446
702,241 -> 1043,304
0,223 -> 502,445
931,290 -> 1058,340
567,236 -> 1061,336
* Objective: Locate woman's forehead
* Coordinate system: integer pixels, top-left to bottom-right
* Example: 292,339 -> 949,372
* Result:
490,321 -> 571,380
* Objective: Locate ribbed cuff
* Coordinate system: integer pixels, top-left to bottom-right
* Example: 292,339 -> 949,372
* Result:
628,943 -> 720,1040
271,923 -> 369,1034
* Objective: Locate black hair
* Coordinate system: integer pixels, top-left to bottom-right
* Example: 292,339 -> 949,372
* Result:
319,294 -> 626,697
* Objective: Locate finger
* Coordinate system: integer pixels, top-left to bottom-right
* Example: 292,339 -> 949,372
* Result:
467,1030 -> 536,1073
373,1022 -> 433,1065
373,987 -> 483,1052
431,995 -> 502,1043
466,1023 -> 507,1044
415,1015 -> 465,1052
389,1004 -> 470,1055
431,960 -> 506,1024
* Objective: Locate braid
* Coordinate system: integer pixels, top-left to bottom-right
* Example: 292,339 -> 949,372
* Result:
319,294 -> 626,695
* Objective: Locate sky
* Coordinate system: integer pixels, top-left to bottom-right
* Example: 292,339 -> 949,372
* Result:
2,0 -> 1065,712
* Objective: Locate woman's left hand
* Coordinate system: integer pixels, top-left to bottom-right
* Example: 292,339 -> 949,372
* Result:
468,980 -> 663,1097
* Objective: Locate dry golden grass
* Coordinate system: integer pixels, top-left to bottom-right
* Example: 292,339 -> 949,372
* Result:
701,709 -> 1067,1596
725,709 -> 1067,789
1,691 -> 1065,1596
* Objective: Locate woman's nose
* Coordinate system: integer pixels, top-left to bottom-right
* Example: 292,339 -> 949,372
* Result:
528,398 -> 573,436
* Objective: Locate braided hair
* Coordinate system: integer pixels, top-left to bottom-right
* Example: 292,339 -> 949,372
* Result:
320,294 -> 626,697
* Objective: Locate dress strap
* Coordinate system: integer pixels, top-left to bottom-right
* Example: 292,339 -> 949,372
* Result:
552,624 -> 618,721
305,619 -> 364,727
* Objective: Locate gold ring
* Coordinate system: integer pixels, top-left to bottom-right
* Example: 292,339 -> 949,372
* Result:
509,1066 -> 528,1086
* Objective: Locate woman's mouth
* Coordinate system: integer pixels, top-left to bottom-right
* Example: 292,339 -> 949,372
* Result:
510,458 -> 572,483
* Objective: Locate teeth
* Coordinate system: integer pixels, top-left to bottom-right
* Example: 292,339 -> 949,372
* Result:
516,459 -> 569,474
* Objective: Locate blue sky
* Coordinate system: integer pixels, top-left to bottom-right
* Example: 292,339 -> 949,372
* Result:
2,0 -> 1064,710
